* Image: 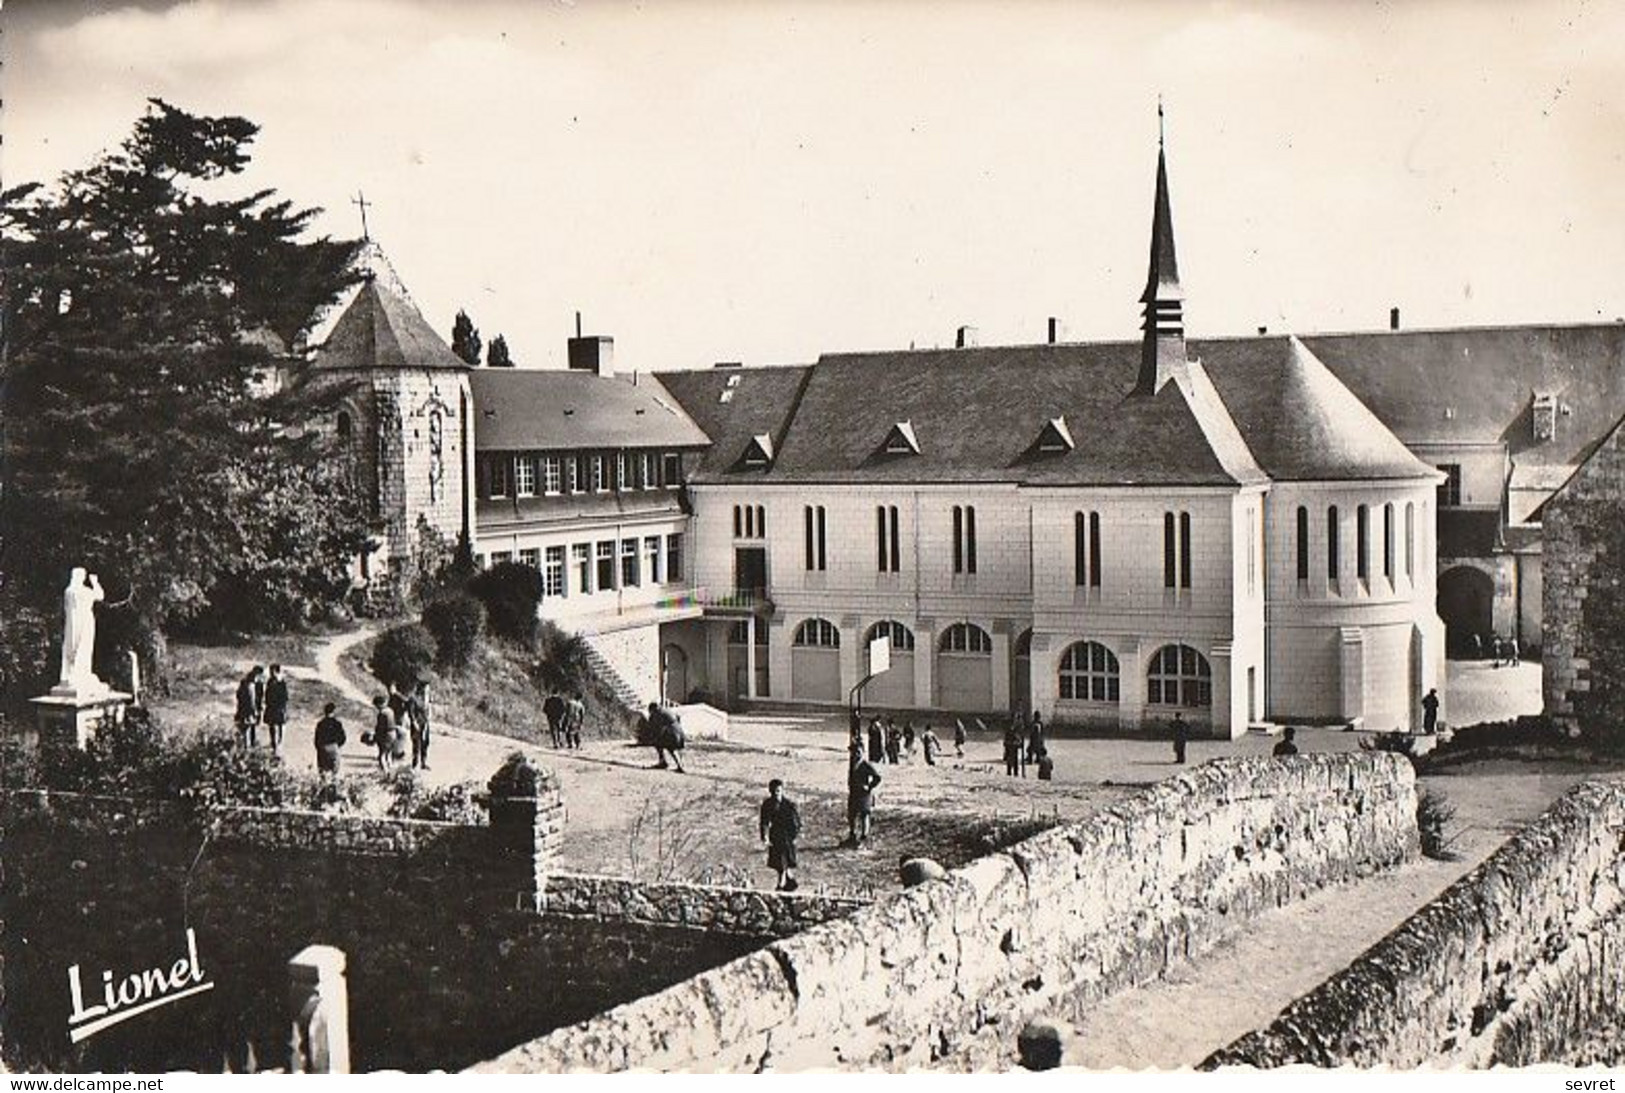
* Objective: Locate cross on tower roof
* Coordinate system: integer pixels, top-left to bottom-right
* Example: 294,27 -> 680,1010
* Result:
352,191 -> 372,241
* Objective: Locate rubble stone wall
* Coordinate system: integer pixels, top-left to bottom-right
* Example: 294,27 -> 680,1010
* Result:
544,873 -> 865,938
1206,778 -> 1625,1069
477,753 -> 1418,1073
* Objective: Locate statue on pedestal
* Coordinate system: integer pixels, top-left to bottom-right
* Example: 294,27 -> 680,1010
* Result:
58,567 -> 106,695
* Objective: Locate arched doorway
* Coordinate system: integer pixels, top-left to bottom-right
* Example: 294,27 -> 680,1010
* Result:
662,644 -> 688,704
1011,629 -> 1032,716
1438,566 -> 1494,657
936,622 -> 994,711
863,621 -> 916,708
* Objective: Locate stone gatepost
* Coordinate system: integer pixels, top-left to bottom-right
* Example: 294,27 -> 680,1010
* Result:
487,755 -> 566,912
288,945 -> 350,1075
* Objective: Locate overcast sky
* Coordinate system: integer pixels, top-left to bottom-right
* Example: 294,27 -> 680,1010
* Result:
8,0 -> 1625,372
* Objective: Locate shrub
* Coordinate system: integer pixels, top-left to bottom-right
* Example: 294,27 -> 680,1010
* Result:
163,732 -> 291,812
368,623 -> 436,690
291,774 -> 368,813
532,620 -> 591,693
409,781 -> 486,824
1418,787 -> 1457,860
422,593 -> 485,670
470,562 -> 544,644
487,751 -> 554,798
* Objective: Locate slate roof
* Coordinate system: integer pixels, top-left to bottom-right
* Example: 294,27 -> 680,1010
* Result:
652,367 -> 812,475
470,369 -> 710,452
310,279 -> 471,373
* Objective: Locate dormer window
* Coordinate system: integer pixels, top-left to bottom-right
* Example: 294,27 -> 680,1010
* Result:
742,433 -> 774,467
883,420 -> 920,455
1533,392 -> 1558,443
1037,416 -> 1075,453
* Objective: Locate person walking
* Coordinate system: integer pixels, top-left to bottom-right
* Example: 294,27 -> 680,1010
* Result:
543,692 -> 566,749
235,666 -> 265,748
1171,711 -> 1189,765
313,702 -> 346,778
1509,635 -> 1521,666
954,719 -> 967,758
646,702 -> 686,772
758,779 -> 802,891
921,725 -> 941,767
902,721 -> 917,761
847,745 -> 883,848
408,680 -> 433,770
1003,720 -> 1023,777
567,692 -> 587,749
867,717 -> 885,764
1421,688 -> 1440,735
885,718 -> 902,765
371,694 -> 401,771
263,664 -> 289,751
1471,633 -> 1483,661
1027,711 -> 1046,764
1272,726 -> 1299,757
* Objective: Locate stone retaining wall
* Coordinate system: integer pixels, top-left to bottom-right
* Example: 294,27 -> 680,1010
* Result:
476,753 -> 1418,1073
1206,778 -> 1625,1069
544,874 -> 865,938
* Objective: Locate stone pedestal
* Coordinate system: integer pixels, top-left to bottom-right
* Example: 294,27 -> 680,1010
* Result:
487,758 -> 566,912
29,684 -> 132,749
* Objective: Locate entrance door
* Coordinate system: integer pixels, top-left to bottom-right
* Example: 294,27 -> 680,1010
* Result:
1438,566 -> 1494,657
1011,629 -> 1033,716
662,644 -> 688,704
734,548 -> 767,601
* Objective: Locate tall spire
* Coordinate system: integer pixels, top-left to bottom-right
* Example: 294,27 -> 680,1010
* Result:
1137,101 -> 1186,395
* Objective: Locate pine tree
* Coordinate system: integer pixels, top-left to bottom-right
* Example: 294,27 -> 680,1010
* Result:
487,334 -> 514,368
1,99 -> 369,686
451,309 -> 482,366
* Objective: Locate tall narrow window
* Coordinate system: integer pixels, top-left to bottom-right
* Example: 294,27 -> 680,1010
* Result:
1296,506 -> 1309,581
1246,508 -> 1256,596
567,457 -> 582,494
489,456 -> 511,499
616,452 -> 631,493
644,536 -> 662,584
1356,504 -> 1369,581
952,505 -> 977,574
543,456 -> 562,495
662,452 -> 681,488
1089,512 -> 1102,588
596,540 -> 616,590
952,506 -> 964,574
877,505 -> 900,572
572,543 -> 592,594
666,533 -> 685,583
1383,503 -> 1395,582
1327,505 -> 1340,581
621,538 -> 639,587
1164,513 -> 1176,589
1074,513 -> 1088,587
1405,502 -> 1415,578
805,505 -> 827,571
1437,464 -> 1462,507
544,546 -> 566,598
734,505 -> 744,538
515,456 -> 536,497
591,455 -> 605,493
1179,512 -> 1192,589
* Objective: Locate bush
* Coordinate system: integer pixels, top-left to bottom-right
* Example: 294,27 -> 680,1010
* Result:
410,781 -> 486,824
1418,787 -> 1457,860
369,623 -> 436,690
422,593 -> 485,670
532,620 -> 591,693
470,562 -> 544,644
163,733 -> 291,812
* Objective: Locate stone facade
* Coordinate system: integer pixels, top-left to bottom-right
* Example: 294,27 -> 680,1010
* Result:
1543,416 -> 1625,734
543,874 -> 865,938
476,753 -> 1418,1073
1207,779 -> 1625,1068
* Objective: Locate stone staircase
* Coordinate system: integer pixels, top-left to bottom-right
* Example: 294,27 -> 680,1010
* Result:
581,639 -> 646,712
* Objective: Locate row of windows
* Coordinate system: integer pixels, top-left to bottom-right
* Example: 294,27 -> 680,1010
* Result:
1294,502 -> 1417,584
484,534 -> 684,596
482,451 -> 682,500
734,504 -> 767,539
791,618 -> 990,653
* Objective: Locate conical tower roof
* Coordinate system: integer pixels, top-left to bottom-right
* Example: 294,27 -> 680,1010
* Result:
1140,139 -> 1183,305
309,277 -> 470,373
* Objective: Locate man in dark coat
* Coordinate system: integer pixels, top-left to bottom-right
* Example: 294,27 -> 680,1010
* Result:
1027,711 -> 1046,764
867,717 -> 885,764
1171,711 -> 1190,765
1421,688 -> 1440,734
758,779 -> 802,891
1272,726 -> 1299,757
543,692 -> 567,749
263,664 -> 290,751
313,702 -> 346,777
408,681 -> 433,770
647,702 -> 685,772
847,745 -> 883,848
235,666 -> 265,748
1004,719 -> 1024,777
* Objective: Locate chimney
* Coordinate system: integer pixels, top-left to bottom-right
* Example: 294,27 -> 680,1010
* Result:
956,325 -> 979,349
1389,307 -> 1400,331
1047,317 -> 1062,345
567,333 -> 616,379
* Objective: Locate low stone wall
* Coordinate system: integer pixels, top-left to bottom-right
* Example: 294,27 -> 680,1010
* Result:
477,753 -> 1418,1073
545,873 -> 865,938
1206,778 -> 1625,1069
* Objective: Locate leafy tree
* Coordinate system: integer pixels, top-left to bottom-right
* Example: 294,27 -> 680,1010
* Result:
469,561 -> 543,643
422,592 -> 485,670
451,308 -> 482,366
0,100 -> 366,685
487,334 -> 514,368
368,623 -> 437,690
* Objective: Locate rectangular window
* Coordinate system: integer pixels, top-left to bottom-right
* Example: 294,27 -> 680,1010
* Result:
596,540 -> 616,589
621,538 -> 639,587
805,505 -> 828,571
1296,506 -> 1310,581
966,505 -> 977,574
1074,513 -> 1088,587
666,533 -> 685,583
1164,513 -> 1176,589
489,456 -> 511,499
951,505 -> 976,575
877,505 -> 899,572
1383,503 -> 1395,581
734,505 -> 743,538
1327,506 -> 1340,581
1179,512 -> 1191,589
1356,504 -> 1370,580
642,453 -> 658,490
663,452 -> 681,488
544,546 -> 565,597
519,547 -> 541,569
591,456 -> 606,493
543,456 -> 563,495
614,452 -> 629,492
567,457 -> 582,494
491,551 -> 512,565
572,543 -> 592,594
644,535 -> 662,584
514,456 -> 536,497
1438,464 -> 1462,507
1089,512 -> 1102,588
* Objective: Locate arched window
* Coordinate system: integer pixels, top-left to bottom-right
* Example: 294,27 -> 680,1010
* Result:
1383,502 -> 1395,581
1059,641 -> 1120,702
939,623 -> 992,655
1356,504 -> 1370,580
1013,629 -> 1033,658
793,618 -> 840,648
1147,644 -> 1212,708
865,620 -> 916,652
1295,506 -> 1309,581
1405,502 -> 1415,579
1327,505 -> 1340,580
336,410 -> 353,440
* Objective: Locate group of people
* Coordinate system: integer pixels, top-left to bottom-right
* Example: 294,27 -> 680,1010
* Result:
854,714 -> 955,768
234,664 -> 291,749
542,691 -> 588,750
1468,632 -> 1522,667
1003,711 -> 1054,779
756,742 -> 886,890
366,681 -> 433,771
